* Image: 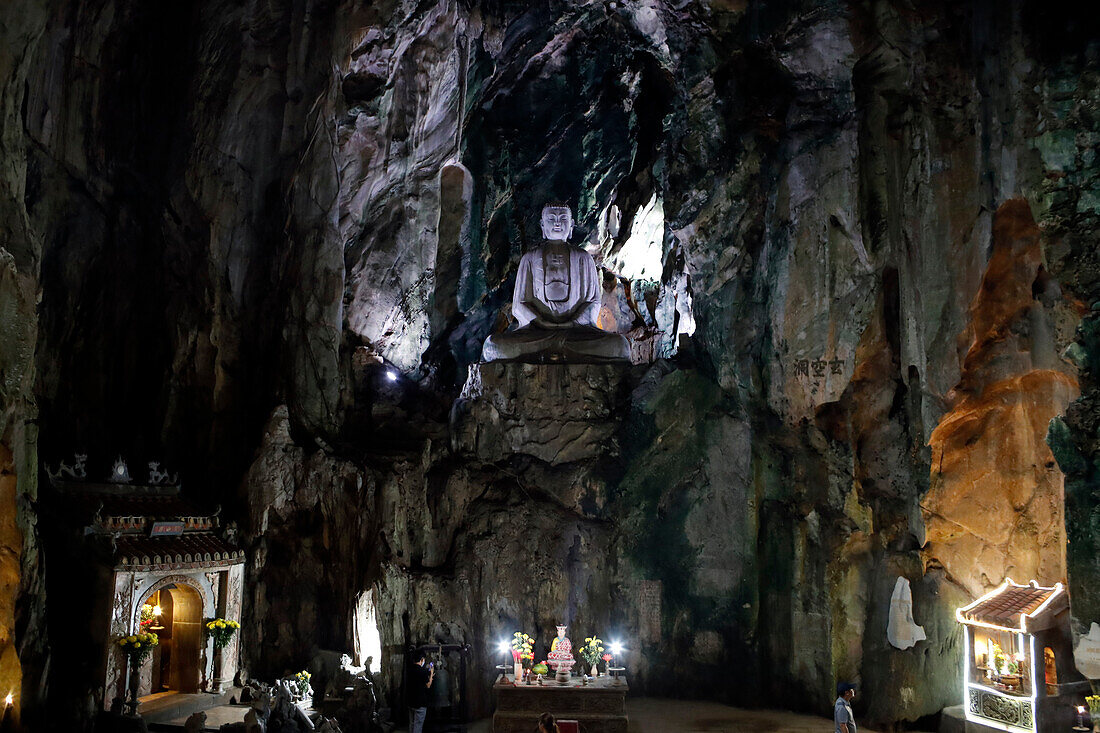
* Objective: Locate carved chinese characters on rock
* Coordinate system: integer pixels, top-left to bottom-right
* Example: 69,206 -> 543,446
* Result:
792,356 -> 845,380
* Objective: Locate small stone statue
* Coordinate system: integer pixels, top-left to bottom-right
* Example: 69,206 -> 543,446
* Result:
183,710 -> 207,733
886,576 -> 926,650
250,685 -> 272,720
547,624 -> 575,684
324,653 -> 365,701
315,717 -> 343,733
482,204 -> 631,363
243,708 -> 265,733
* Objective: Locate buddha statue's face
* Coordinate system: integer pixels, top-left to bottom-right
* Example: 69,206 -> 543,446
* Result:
541,206 -> 573,241
556,626 -> 567,638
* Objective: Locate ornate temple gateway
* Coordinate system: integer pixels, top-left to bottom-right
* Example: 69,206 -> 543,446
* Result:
45,457 -> 244,712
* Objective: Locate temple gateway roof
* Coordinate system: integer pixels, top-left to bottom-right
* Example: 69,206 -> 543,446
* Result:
955,579 -> 1067,633
112,532 -> 244,571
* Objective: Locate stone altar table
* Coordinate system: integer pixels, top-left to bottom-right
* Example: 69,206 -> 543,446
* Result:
492,678 -> 628,733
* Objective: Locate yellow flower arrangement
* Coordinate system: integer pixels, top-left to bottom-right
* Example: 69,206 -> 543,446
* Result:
579,637 -> 606,667
293,670 -> 312,697
118,632 -> 160,665
205,617 -> 240,649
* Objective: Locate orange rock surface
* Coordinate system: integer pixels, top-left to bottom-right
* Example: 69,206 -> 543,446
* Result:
923,200 -> 1078,597
0,444 -> 22,720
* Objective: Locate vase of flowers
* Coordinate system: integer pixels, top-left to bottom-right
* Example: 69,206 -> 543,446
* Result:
139,604 -> 157,630
293,670 -> 313,704
511,632 -> 533,682
204,618 -> 240,693
205,617 -> 240,648
580,637 -> 605,677
1086,694 -> 1100,733
117,632 -> 160,708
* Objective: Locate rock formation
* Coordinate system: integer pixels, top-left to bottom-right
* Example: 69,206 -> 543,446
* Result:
0,1 -> 1097,730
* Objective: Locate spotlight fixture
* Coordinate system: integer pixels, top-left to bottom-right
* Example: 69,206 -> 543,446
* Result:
497,639 -> 512,682
386,370 -> 399,382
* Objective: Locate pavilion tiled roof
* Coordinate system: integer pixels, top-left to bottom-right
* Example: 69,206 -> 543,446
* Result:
112,532 -> 244,571
957,580 -> 1066,632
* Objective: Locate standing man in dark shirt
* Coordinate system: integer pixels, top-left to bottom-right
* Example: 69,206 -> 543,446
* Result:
834,682 -> 857,733
408,650 -> 434,733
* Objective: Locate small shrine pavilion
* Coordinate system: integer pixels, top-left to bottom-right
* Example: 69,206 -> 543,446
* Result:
956,579 -> 1084,733
45,456 -> 244,710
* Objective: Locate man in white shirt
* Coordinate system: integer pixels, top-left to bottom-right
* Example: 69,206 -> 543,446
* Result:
835,682 -> 857,733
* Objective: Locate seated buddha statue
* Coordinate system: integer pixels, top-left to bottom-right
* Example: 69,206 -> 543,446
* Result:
481,204 -> 631,364
546,624 -> 575,675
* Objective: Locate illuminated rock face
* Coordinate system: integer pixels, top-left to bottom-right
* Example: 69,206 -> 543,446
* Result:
924,201 -> 1078,597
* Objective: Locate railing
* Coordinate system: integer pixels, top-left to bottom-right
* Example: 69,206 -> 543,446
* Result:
966,682 -> 1035,732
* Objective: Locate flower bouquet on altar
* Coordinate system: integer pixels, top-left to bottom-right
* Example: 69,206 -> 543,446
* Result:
580,637 -> 606,676
511,632 -> 534,681
293,670 -> 313,701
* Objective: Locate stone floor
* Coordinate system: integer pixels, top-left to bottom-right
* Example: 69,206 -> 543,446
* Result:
141,688 -> 240,729
153,703 -> 253,730
625,698 -> 879,732
156,697 -> 893,732
403,698 -> 884,733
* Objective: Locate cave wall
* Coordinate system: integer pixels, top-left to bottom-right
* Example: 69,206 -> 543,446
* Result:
0,0 -> 1098,730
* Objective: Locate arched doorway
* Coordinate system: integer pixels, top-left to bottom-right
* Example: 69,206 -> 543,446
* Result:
137,584 -> 203,696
